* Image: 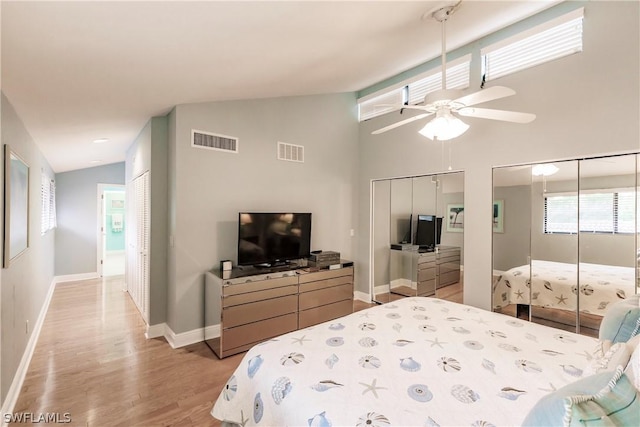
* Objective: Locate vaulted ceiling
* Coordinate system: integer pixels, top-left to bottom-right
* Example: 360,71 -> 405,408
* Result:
2,1 -> 561,173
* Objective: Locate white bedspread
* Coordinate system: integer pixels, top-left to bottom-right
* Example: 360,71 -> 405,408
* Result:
212,297 -> 598,427
493,260 -> 636,314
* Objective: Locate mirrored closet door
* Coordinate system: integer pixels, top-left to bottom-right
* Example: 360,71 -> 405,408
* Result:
371,172 -> 464,304
492,154 -> 639,336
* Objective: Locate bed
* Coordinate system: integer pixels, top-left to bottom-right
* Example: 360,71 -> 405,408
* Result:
493,260 -> 637,314
211,297 -> 624,426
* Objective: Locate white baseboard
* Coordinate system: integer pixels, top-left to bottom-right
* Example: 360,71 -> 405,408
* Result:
204,324 -> 221,341
353,291 -> 371,303
164,325 -> 207,349
145,323 -> 166,339
1,278 -> 56,426
144,322 -> 220,347
54,272 -> 100,284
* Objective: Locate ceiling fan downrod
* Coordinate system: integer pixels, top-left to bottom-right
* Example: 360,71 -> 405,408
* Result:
432,5 -> 456,91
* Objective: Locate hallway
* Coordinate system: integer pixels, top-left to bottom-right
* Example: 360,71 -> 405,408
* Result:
12,277 -> 239,426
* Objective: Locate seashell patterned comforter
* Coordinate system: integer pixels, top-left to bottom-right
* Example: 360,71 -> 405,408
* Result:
211,297 -> 599,426
493,260 -> 637,314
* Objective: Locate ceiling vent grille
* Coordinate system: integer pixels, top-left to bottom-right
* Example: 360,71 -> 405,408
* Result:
277,142 -> 304,163
191,129 -> 238,153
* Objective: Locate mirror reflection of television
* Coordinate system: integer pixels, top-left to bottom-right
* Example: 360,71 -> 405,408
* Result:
415,214 -> 443,248
238,212 -> 312,266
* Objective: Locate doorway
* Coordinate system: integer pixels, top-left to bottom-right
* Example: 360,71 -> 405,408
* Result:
98,184 -> 126,277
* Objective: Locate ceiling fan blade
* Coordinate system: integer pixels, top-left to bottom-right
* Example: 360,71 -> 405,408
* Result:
454,86 -> 515,107
458,107 -> 536,123
371,112 -> 433,135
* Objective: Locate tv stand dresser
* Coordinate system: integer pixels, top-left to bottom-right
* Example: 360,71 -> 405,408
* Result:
205,261 -> 354,358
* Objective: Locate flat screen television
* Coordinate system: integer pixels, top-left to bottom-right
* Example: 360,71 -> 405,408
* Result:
415,214 -> 443,249
238,212 -> 312,266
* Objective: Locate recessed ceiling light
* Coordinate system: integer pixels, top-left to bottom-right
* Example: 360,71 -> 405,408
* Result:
90,160 -> 102,164
93,138 -> 109,144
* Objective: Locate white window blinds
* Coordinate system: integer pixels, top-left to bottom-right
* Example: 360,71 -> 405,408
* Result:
407,55 -> 471,105
358,88 -> 405,121
481,8 -> 583,81
545,188 -> 636,234
41,171 -> 56,235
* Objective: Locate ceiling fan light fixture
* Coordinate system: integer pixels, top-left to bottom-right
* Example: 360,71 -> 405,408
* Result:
532,163 -> 559,176
418,109 -> 469,141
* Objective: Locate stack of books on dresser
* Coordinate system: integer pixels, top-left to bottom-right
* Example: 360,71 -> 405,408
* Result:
308,251 -> 341,269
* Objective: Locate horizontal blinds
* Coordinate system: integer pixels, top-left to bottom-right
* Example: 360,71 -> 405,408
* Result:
358,88 -> 404,121
545,195 -> 577,233
545,188 -> 635,234
616,191 -> 636,233
407,57 -> 470,105
41,171 -> 56,235
579,193 -> 613,233
482,9 -> 583,81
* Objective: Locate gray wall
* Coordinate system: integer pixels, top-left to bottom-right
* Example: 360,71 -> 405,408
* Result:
357,1 -> 640,309
493,185 -> 532,272
125,117 -> 168,326
1,94 -> 55,401
55,162 -> 125,276
167,93 -> 359,334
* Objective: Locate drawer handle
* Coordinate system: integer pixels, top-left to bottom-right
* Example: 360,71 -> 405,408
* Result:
245,279 -> 253,283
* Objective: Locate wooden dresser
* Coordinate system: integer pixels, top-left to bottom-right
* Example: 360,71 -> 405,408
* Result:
205,262 -> 354,358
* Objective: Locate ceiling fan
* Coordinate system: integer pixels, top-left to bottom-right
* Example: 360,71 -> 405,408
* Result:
372,2 -> 536,140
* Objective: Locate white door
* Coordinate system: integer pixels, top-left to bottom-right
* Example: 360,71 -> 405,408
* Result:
126,172 -> 150,322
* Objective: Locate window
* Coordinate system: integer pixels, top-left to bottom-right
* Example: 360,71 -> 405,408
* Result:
406,55 -> 471,105
481,8 -> 583,81
544,189 -> 636,234
357,55 -> 471,122
41,171 -> 56,234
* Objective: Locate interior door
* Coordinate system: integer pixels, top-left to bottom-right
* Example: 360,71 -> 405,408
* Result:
127,172 -> 150,322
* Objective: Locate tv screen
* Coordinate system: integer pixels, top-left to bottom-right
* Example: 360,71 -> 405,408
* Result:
415,214 -> 443,248
238,212 -> 312,266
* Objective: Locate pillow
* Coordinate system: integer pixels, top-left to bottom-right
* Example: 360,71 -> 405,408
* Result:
584,342 -> 632,376
599,294 -> 640,343
564,367 -> 639,426
522,367 -> 640,427
624,336 -> 640,391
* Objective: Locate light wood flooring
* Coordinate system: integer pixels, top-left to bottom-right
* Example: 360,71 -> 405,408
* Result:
13,277 -> 462,426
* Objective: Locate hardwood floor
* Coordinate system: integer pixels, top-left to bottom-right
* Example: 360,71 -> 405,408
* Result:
13,277 -> 462,426
13,277 -> 242,426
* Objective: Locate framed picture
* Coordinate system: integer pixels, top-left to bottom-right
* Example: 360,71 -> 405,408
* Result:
493,200 -> 504,233
446,204 -> 464,232
3,144 -> 30,267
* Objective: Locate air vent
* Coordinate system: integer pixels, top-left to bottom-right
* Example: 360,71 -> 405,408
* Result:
191,129 -> 238,153
277,142 -> 304,163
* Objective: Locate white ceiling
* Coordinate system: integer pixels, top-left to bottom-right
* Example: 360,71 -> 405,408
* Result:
2,0 -> 562,173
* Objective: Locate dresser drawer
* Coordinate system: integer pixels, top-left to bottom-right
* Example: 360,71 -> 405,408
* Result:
438,262 -> 460,276
298,299 -> 353,329
223,275 -> 298,297
299,283 -> 353,311
418,267 -> 436,282
417,279 -> 436,296
223,285 -> 298,308
223,294 -> 297,328
298,267 -> 353,284
299,274 -> 352,293
223,313 -> 298,351
439,270 -> 461,287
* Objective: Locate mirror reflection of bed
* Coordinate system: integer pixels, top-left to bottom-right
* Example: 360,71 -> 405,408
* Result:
493,154 -> 639,337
